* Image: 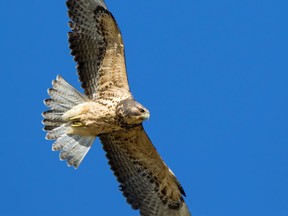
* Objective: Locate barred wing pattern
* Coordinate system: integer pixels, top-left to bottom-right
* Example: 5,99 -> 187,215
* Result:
67,0 -> 129,99
100,126 -> 191,216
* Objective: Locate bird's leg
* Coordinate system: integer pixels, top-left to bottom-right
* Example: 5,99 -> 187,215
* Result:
69,116 -> 84,127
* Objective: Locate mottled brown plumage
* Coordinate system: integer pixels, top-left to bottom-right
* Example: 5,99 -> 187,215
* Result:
67,0 -> 129,99
42,0 -> 191,215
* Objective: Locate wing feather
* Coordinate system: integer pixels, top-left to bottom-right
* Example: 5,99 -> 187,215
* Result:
99,126 -> 191,216
67,0 -> 129,99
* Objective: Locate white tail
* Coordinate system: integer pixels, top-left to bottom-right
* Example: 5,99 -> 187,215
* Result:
42,76 -> 95,168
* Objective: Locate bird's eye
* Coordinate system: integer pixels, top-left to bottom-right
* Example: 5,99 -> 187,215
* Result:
139,108 -> 145,113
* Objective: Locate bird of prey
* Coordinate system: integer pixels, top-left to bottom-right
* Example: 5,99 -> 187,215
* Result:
42,0 -> 191,215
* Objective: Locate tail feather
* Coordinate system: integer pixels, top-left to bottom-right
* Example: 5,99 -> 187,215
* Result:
50,76 -> 88,103
43,75 -> 95,168
46,123 -> 69,140
52,133 -> 70,151
42,119 -> 65,131
58,134 -> 95,168
44,98 -> 71,112
42,110 -> 64,121
47,88 -> 81,108
60,135 -> 81,157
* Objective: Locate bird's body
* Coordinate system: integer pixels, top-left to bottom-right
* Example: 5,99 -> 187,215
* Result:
62,101 -> 120,136
42,0 -> 191,215
61,94 -> 127,136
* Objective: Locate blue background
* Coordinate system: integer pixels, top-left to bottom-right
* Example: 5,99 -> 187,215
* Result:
1,0 -> 287,215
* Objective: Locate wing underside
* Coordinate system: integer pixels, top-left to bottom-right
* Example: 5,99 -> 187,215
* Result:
99,126 -> 191,216
67,0 -> 129,99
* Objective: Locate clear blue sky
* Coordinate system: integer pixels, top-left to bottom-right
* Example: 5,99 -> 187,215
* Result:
1,0 -> 287,215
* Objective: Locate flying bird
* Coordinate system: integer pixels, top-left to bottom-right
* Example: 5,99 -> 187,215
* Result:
42,0 -> 191,215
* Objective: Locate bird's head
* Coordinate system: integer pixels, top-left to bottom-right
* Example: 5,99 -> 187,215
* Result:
116,99 -> 150,126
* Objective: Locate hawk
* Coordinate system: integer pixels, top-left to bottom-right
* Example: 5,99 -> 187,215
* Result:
42,0 -> 191,215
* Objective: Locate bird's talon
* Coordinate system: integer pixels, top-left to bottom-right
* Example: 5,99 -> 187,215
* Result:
70,116 -> 80,121
71,121 -> 83,127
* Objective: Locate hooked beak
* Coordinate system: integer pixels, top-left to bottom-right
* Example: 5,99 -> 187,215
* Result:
141,110 -> 150,120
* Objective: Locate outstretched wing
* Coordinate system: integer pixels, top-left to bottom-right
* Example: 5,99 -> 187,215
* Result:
99,126 -> 191,216
67,0 -> 129,99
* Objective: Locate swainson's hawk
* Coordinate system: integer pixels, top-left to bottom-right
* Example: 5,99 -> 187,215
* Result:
42,0 -> 191,215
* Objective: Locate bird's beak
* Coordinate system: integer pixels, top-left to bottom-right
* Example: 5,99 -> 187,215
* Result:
145,110 -> 150,119
143,110 -> 150,120
145,113 -> 150,120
